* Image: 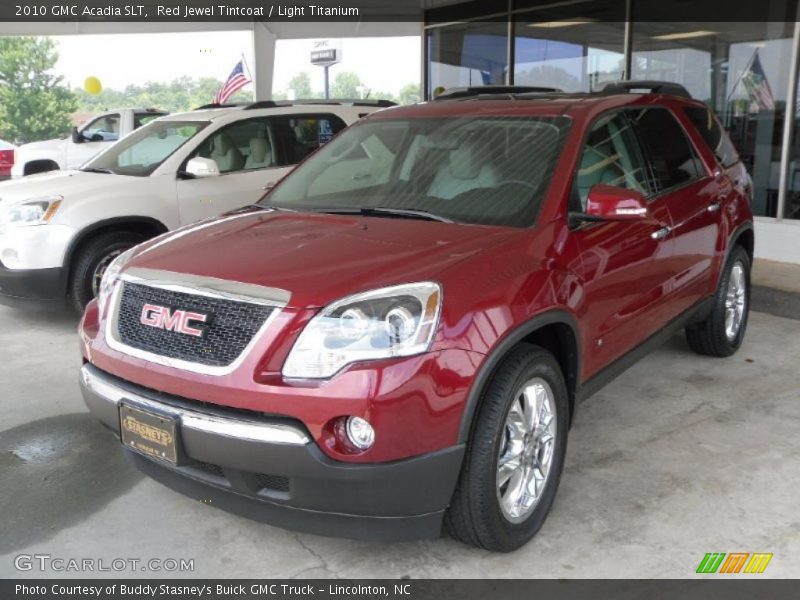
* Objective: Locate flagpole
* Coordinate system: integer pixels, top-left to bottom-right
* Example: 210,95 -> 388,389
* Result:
240,53 -> 255,101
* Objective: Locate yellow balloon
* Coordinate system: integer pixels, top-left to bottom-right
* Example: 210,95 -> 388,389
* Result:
84,77 -> 102,95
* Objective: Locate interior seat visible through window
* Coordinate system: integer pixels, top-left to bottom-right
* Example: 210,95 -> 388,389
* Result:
209,133 -> 244,173
427,135 -> 499,199
244,137 -> 274,169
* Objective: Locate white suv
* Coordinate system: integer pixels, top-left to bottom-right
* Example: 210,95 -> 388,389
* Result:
0,100 -> 392,311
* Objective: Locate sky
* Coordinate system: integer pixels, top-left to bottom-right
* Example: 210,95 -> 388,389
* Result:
51,31 -> 421,97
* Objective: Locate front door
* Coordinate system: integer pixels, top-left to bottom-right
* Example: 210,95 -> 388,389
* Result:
67,112 -> 120,169
176,116 -> 289,224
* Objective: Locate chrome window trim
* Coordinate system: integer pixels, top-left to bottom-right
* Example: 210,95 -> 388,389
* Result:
80,365 -> 309,445
104,270 -> 289,377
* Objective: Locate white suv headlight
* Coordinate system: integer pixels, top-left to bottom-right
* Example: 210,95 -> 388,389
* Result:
96,246 -> 137,315
282,282 -> 442,379
0,196 -> 63,227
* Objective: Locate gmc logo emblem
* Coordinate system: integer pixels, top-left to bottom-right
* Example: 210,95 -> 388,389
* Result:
140,304 -> 208,337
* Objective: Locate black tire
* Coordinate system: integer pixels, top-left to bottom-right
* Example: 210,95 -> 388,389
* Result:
69,231 -> 145,314
685,245 -> 751,357
445,344 -> 569,552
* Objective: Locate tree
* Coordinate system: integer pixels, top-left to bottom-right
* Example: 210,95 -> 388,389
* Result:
330,71 -> 362,99
398,82 -> 421,105
0,37 -> 78,143
287,72 -> 317,99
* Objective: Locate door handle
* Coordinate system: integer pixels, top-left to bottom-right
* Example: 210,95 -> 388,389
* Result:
707,202 -> 721,213
650,226 -> 671,240
262,182 -> 276,191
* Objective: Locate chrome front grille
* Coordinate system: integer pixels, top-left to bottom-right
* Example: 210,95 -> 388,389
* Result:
106,269 -> 289,375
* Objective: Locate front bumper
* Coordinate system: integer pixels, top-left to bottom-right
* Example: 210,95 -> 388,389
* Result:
80,363 -> 465,541
0,262 -> 65,306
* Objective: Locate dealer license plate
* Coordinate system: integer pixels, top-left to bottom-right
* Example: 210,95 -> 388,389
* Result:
119,402 -> 179,465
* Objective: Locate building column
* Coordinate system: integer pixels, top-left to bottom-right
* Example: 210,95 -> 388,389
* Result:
252,22 -> 277,100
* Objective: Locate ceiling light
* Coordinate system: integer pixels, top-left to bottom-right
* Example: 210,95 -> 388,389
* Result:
528,19 -> 597,29
652,30 -> 717,41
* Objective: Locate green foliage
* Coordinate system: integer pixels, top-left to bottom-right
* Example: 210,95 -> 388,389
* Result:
287,72 -> 321,99
0,37 -> 78,144
70,70 -> 421,120
74,76 -> 253,113
398,83 -> 421,105
330,71 -> 362,99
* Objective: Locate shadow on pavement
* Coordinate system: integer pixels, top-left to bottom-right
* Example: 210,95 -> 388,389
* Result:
0,413 -> 143,554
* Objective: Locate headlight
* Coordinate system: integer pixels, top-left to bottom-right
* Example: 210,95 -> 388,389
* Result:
282,282 -> 442,379
0,196 -> 63,227
96,246 -> 137,315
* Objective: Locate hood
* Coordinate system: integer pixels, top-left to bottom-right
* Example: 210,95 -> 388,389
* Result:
127,209 -> 518,309
0,170 -> 128,203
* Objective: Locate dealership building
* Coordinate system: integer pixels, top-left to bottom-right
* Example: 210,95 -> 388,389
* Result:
423,0 -> 800,263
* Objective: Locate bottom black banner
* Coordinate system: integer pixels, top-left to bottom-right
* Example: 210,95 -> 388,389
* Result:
2,580 -> 799,600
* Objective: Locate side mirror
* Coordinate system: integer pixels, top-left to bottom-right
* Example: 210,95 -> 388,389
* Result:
584,184 -> 649,221
183,157 -> 220,178
71,127 -> 83,144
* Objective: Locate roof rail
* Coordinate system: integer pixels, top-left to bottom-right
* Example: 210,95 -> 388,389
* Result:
243,98 -> 396,110
193,102 -> 245,110
294,98 -> 397,107
434,85 -> 562,100
243,100 -> 279,110
601,81 -> 692,99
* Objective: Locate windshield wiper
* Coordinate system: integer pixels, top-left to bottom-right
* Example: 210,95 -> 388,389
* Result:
80,167 -> 115,174
313,206 -> 452,223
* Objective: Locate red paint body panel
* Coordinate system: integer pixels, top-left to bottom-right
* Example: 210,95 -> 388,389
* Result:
80,92 -> 754,464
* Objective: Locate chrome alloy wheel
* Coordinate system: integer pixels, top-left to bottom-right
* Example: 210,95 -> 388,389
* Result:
91,248 -> 124,297
725,261 -> 747,341
496,377 -> 557,523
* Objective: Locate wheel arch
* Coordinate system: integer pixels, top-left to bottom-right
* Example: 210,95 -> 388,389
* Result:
730,221 -> 754,264
457,309 -> 581,444
23,159 -> 61,176
62,216 -> 169,294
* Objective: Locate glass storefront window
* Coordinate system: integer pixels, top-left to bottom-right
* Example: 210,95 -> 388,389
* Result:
426,22 -> 508,97
632,21 -> 795,217
514,20 -> 625,92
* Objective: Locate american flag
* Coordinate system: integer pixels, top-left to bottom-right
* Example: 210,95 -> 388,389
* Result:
741,51 -> 775,111
214,60 -> 252,104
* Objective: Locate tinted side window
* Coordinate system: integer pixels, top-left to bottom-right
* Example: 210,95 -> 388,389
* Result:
572,112 -> 649,211
629,108 -> 703,194
277,114 -> 347,164
683,106 -> 740,168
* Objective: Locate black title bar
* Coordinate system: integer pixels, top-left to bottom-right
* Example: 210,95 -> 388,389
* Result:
3,580 -> 800,600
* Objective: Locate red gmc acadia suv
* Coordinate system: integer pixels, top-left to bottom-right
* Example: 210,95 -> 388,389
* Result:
79,82 -> 754,552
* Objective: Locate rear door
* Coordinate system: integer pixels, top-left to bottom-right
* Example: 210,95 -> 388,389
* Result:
630,106 -> 720,316
570,110 -> 676,376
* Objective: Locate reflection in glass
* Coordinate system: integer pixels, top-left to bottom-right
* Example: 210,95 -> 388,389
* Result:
426,22 -> 508,96
632,21 -> 794,217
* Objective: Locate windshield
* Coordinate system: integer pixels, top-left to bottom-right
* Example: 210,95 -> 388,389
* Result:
262,115 -> 571,227
83,120 -> 208,177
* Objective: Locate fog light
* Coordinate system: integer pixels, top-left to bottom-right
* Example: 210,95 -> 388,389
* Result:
1,248 -> 19,266
345,416 -> 375,450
